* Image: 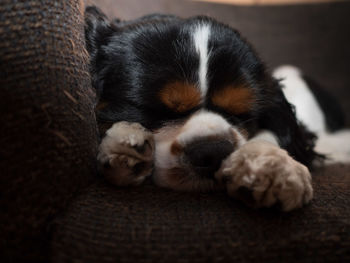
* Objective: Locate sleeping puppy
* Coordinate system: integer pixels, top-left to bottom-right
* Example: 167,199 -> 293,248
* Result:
84,6 -> 348,211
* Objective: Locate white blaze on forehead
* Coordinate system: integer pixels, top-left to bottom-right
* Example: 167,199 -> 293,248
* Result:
193,23 -> 210,98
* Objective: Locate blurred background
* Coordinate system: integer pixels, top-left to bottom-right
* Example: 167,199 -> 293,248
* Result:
86,0 -> 350,125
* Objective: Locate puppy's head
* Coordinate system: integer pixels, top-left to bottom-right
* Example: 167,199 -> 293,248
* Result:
85,7 -> 318,191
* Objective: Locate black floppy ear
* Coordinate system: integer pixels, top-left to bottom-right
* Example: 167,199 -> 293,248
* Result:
84,6 -> 116,96
258,78 -> 322,167
84,6 -> 115,59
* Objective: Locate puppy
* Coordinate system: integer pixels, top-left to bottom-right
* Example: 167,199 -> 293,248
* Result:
84,6 -> 349,211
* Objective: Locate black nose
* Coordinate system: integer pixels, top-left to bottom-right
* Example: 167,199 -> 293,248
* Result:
184,139 -> 234,177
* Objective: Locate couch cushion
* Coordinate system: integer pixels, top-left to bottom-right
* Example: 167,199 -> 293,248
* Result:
0,0 -> 98,262
51,164 -> 350,262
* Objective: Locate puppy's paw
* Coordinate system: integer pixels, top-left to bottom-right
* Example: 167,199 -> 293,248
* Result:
97,121 -> 154,186
215,141 -> 313,211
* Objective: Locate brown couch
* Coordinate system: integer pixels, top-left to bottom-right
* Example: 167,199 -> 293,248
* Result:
1,0 -> 349,262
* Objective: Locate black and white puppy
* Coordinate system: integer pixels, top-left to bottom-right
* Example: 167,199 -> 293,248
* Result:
85,6 -> 349,211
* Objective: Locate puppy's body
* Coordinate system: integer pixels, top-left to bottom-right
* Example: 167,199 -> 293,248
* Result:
274,65 -> 350,164
85,7 -> 349,211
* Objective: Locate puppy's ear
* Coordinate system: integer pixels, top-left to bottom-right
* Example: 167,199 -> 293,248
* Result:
84,6 -> 117,96
84,6 -> 114,57
258,78 -> 322,167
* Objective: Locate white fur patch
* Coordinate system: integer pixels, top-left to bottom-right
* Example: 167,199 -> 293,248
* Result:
273,65 -> 326,134
273,65 -> 350,164
316,130 -> 350,164
177,111 -> 245,146
193,23 -> 210,98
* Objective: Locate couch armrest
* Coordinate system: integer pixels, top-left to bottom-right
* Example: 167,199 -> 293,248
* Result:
0,0 -> 98,261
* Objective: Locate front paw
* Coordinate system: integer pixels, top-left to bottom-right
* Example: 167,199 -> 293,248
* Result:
215,141 -> 313,211
97,121 -> 154,186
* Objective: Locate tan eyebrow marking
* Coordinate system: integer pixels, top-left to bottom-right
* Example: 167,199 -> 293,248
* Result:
159,81 -> 201,113
211,84 -> 255,114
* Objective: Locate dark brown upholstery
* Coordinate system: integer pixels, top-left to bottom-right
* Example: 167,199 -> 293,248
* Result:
1,0 -> 349,262
0,0 -> 98,262
51,164 -> 350,263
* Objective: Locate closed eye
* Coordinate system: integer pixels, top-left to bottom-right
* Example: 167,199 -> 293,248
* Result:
210,84 -> 255,115
158,81 -> 201,113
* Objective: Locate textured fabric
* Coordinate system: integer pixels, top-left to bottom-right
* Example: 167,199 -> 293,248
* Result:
0,0 -> 98,262
51,164 -> 350,263
89,0 -> 350,126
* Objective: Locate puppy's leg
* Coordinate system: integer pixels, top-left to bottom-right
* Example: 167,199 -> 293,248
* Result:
97,121 -> 154,186
215,131 -> 313,211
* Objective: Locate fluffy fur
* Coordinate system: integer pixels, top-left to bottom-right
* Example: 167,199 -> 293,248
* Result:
85,6 -> 348,211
